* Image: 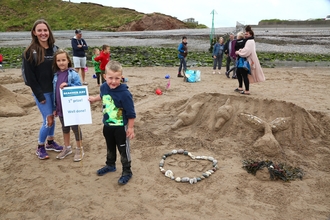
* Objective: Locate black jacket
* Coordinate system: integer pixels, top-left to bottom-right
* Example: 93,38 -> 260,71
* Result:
223,40 -> 231,55
23,47 -> 56,102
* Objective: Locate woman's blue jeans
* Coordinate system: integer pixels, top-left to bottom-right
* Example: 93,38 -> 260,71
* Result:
33,92 -> 55,145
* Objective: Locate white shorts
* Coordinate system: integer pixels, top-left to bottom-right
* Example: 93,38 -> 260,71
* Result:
73,56 -> 86,68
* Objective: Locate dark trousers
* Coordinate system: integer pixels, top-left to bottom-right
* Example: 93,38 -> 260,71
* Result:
100,70 -> 106,84
59,116 -> 82,141
213,54 -> 223,70
178,57 -> 187,73
226,56 -> 236,77
226,55 -> 232,72
236,68 -> 249,91
103,125 -> 132,176
95,72 -> 102,85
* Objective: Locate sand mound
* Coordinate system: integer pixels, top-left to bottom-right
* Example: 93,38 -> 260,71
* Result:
1,67 -> 330,219
0,84 -> 34,117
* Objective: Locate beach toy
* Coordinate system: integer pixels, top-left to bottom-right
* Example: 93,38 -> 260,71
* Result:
84,66 -> 88,72
93,74 -> 97,79
165,74 -> 170,79
155,88 -> 162,95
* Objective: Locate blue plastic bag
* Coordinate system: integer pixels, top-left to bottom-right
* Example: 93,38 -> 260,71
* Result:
185,69 -> 201,83
236,57 -> 250,73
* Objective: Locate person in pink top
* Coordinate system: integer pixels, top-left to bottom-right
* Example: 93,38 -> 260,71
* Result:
94,44 -> 111,84
235,25 -> 265,95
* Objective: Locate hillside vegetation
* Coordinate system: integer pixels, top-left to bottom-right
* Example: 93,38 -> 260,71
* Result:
0,0 -> 204,32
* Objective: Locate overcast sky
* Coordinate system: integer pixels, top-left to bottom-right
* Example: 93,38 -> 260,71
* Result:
65,0 -> 330,27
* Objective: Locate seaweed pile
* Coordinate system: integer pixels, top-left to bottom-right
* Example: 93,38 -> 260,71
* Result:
242,159 -> 304,181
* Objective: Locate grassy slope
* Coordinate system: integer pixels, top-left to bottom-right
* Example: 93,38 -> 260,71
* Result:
0,0 -> 144,32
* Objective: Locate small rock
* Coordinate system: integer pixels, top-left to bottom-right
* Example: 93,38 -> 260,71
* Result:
208,157 -> 214,161
165,170 -> 174,178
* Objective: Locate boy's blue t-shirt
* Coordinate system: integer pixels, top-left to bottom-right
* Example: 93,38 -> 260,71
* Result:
100,83 -> 136,126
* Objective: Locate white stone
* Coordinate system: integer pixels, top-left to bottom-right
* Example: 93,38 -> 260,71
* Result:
208,157 -> 214,161
165,170 -> 174,178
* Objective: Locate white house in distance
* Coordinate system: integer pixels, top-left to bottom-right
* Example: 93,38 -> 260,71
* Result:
183,18 -> 198,25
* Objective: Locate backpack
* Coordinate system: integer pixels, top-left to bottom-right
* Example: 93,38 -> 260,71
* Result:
22,45 -> 57,86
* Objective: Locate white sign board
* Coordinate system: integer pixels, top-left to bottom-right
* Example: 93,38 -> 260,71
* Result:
60,86 -> 92,126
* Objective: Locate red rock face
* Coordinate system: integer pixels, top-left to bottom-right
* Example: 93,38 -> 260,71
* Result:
117,13 -> 188,31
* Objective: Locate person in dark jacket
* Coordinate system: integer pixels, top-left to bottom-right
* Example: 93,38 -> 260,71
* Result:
177,36 -> 188,77
89,60 -> 136,185
71,29 -> 88,85
224,33 -> 237,79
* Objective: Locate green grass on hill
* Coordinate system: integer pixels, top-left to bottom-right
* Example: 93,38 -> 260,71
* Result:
0,0 -> 146,32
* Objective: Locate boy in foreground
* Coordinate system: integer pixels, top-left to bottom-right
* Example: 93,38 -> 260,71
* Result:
89,60 -> 136,185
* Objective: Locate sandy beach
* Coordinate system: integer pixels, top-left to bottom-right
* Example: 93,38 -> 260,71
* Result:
0,66 -> 330,220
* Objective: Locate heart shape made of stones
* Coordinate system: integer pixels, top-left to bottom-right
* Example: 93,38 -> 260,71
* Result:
159,149 -> 218,184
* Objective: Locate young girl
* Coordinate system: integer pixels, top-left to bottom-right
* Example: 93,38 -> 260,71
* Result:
92,48 -> 101,86
94,44 -> 111,84
52,49 -> 84,161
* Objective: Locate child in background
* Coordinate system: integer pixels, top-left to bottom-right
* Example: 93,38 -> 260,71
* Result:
92,48 -> 101,86
0,54 -> 3,69
52,49 -> 84,161
234,32 -> 247,93
94,44 -> 111,84
89,60 -> 136,185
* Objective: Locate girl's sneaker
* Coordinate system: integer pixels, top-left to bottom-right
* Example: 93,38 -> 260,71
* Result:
73,147 -> 84,162
36,146 -> 49,160
45,141 -> 63,152
56,147 -> 72,159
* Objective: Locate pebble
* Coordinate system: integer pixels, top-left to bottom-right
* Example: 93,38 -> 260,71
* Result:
175,177 -> 181,182
181,177 -> 190,182
177,149 -> 184,154
202,173 -> 209,178
165,170 -> 174,178
208,157 -> 214,161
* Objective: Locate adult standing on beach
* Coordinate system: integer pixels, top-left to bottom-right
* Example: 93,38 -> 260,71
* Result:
224,33 -> 237,79
71,29 -> 88,85
177,36 -> 188,77
235,25 -> 265,95
22,19 -> 63,159
212,37 -> 225,74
